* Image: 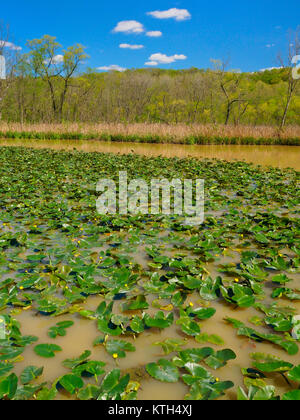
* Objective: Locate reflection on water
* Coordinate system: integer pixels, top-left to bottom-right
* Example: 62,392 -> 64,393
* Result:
0,139 -> 299,170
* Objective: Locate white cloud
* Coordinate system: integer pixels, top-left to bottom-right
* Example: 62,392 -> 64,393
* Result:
97,64 -> 127,72
266,44 -> 275,48
148,53 -> 187,64
0,40 -> 22,51
52,55 -> 64,64
147,8 -> 191,21
43,54 -> 64,65
113,20 -> 145,34
259,66 -> 283,72
146,31 -> 162,38
145,61 -> 158,66
119,43 -> 144,50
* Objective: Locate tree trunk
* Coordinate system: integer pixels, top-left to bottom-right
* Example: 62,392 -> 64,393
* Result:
225,102 -> 231,125
280,94 -> 292,130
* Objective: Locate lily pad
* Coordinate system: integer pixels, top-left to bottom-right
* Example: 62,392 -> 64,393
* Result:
146,359 -> 179,383
34,344 -> 62,358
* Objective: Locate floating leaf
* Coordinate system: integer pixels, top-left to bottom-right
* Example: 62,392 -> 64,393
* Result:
195,333 -> 224,346
287,365 -> 300,383
105,340 -> 136,358
129,316 -> 144,334
98,369 -> 130,400
225,317 -> 298,355
62,350 -> 91,369
144,312 -> 174,329
58,374 -> 84,394
0,362 -> 14,377
36,386 -> 58,401
0,373 -> 18,399
146,359 -> 179,383
282,390 -> 300,400
176,311 -> 200,336
173,348 -> 214,368
153,339 -> 187,355
205,349 -> 236,370
77,385 -> 100,400
73,361 -> 106,378
122,295 -> 149,311
185,379 -> 234,401
20,366 -> 44,385
186,306 -> 216,320
48,320 -> 74,339
272,274 -> 292,285
34,344 -> 62,358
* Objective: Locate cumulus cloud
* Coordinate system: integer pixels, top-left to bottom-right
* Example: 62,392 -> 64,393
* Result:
112,20 -> 145,34
43,54 -> 64,66
52,55 -> 64,64
259,66 -> 283,72
97,64 -> 127,72
146,31 -> 162,38
147,8 -> 191,21
0,40 -> 22,51
147,53 -> 187,65
266,44 -> 275,48
145,61 -> 158,66
119,43 -> 144,50
43,54 -> 64,65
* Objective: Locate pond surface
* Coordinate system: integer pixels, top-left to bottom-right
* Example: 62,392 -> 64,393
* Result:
0,139 -> 299,170
12,289 -> 300,400
0,146 -> 299,401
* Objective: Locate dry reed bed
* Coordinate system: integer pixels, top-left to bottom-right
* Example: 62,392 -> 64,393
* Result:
0,123 -> 299,144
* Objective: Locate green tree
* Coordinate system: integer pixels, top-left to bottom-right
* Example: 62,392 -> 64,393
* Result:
211,59 -> 248,125
26,35 -> 88,122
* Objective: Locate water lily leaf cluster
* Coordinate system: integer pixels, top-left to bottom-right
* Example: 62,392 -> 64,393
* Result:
0,147 -> 299,400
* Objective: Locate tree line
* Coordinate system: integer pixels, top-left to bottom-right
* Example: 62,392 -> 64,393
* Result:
0,31 -> 299,128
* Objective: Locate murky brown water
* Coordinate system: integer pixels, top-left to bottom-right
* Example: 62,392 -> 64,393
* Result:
9,247 -> 300,400
1,139 -> 299,400
0,139 -> 299,170
12,294 -> 300,400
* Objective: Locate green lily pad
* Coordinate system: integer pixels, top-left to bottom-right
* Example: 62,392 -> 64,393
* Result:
287,365 -> 300,383
146,359 -> 179,383
282,390 -> 300,400
20,366 -> 44,385
105,339 -> 136,358
58,374 -> 84,394
0,373 -> 18,399
34,344 -> 62,358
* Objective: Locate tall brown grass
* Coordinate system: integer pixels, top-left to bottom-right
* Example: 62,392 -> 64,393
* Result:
0,122 -> 299,141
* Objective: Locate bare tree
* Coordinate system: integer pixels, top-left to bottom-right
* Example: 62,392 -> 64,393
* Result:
277,27 -> 300,129
211,58 -> 248,125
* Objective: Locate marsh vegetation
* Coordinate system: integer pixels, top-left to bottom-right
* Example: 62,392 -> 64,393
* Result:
0,147 -> 299,400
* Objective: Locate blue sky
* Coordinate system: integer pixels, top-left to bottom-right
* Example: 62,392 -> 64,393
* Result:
1,0 -> 299,72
